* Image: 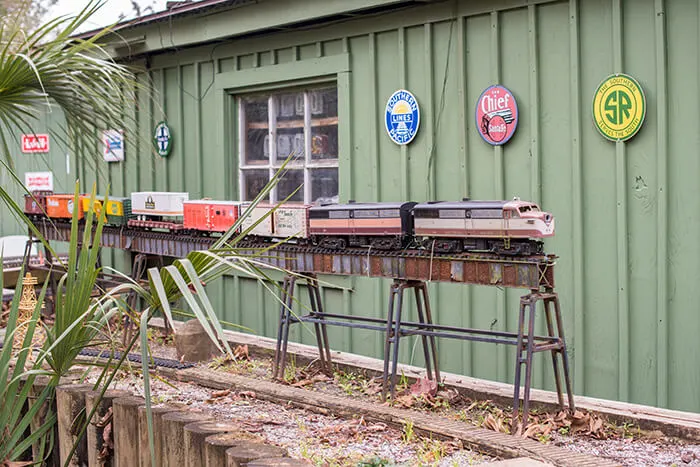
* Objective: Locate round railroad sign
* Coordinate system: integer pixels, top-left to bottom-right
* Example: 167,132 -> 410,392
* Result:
592,73 -> 646,142
475,85 -> 519,146
385,89 -> 420,145
153,121 -> 173,157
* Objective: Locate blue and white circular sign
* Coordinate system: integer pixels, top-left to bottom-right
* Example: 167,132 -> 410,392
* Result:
385,89 -> 420,145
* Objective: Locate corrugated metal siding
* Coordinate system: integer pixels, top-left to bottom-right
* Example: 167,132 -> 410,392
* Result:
3,0 -> 699,412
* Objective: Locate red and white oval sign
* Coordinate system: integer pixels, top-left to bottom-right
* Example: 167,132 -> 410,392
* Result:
475,85 -> 518,146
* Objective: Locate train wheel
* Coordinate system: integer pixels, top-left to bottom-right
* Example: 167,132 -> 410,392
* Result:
319,237 -> 347,250
369,237 -> 401,250
424,238 -> 462,253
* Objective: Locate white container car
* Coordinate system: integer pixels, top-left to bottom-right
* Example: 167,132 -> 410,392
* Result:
131,192 -> 189,220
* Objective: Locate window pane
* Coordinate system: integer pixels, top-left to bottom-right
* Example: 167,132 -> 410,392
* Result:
274,92 -> 305,163
243,97 -> 269,165
311,168 -> 338,205
310,87 -> 338,161
278,170 -> 304,203
242,169 -> 269,201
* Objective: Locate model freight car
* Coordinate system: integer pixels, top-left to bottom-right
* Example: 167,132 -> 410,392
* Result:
45,194 -> 83,220
240,203 -> 311,240
23,192 -> 52,219
79,195 -> 133,226
128,192 -> 188,230
183,200 -> 241,233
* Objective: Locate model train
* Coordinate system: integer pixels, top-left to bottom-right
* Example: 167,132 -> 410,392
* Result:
23,191 -> 554,255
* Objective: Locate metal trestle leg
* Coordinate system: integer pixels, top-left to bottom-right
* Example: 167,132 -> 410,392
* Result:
511,291 -> 575,434
381,280 -> 440,402
273,274 -> 330,379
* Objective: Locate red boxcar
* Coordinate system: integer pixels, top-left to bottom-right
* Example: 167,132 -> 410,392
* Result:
183,200 -> 241,232
45,194 -> 83,220
23,192 -> 52,217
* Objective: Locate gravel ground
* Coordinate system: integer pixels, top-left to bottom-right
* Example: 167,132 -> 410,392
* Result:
87,368 -> 493,466
551,433 -> 700,467
102,337 -> 700,466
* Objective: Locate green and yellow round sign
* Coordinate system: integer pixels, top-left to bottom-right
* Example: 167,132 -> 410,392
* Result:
592,73 -> 646,142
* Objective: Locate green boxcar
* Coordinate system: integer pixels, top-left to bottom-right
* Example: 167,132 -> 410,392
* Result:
104,197 -> 132,226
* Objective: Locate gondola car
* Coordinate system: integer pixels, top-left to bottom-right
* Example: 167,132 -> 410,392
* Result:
128,191 -> 188,230
183,200 -> 241,233
412,199 -> 553,254
308,202 -> 417,249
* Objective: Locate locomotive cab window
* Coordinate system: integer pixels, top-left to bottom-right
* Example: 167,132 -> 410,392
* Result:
238,86 -> 339,205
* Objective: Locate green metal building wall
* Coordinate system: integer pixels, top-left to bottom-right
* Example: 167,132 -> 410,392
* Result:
2,0 -> 699,413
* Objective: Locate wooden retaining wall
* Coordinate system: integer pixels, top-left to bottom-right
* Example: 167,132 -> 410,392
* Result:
51,384 -> 311,467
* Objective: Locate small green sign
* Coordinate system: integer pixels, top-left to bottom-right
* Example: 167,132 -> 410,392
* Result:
153,121 -> 172,157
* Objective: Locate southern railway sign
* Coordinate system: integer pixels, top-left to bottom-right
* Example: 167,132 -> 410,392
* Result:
592,73 -> 646,142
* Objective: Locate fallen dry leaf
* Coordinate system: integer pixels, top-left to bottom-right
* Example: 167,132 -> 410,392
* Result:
366,423 -> 388,432
393,395 -> 415,408
233,344 -> 249,360
483,414 -> 509,434
291,379 -> 314,387
210,389 -> 231,399
410,377 -> 438,397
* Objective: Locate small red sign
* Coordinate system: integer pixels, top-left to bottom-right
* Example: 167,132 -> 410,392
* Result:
475,85 -> 518,146
21,134 -> 50,153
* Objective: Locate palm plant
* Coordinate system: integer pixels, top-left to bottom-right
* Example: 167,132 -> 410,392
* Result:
0,264 -> 54,466
0,2 -> 320,464
0,0 -> 139,243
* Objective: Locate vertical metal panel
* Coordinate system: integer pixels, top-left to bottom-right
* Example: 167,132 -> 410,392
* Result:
368,33 -> 380,200
654,0 -> 668,409
424,23 -> 436,201
568,0 -> 586,398
665,0 -> 700,412
398,27 -> 409,200
579,0 -> 619,402
456,15 -> 473,376
490,10 -> 508,384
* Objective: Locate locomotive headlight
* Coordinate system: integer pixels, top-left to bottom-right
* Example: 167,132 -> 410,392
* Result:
544,214 -> 552,224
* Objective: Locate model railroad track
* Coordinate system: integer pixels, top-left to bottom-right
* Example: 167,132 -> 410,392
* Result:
38,220 -> 556,265
0,339 -> 194,370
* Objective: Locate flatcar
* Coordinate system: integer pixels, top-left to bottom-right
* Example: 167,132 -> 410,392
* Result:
308,202 -> 416,249
183,200 -> 241,233
413,199 -> 553,254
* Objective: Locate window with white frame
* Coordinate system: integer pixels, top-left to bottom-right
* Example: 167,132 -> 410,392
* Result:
238,85 -> 339,205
